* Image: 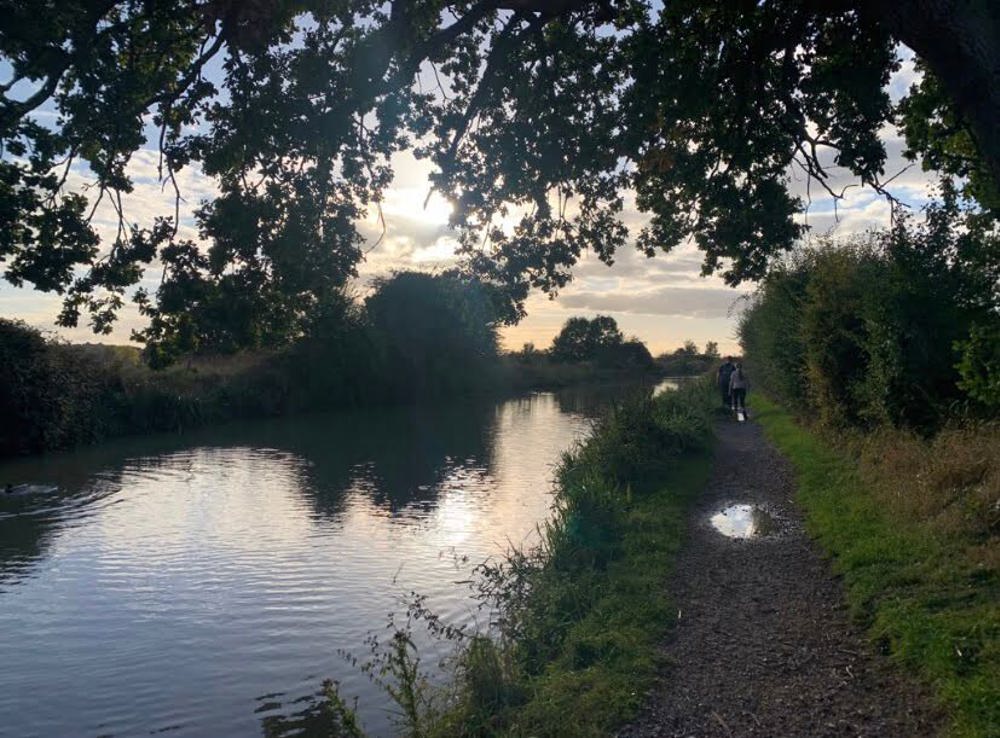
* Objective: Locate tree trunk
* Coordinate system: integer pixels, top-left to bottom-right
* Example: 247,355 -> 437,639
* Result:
861,0 -> 1000,194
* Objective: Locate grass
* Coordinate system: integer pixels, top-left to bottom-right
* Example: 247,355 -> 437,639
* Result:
506,455 -> 712,734
420,380 -> 718,736
753,396 -> 1000,738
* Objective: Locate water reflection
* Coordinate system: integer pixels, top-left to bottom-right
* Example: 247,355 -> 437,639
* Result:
0,509 -> 54,591
0,390 -> 613,738
552,375 -> 687,416
651,376 -> 696,397
710,503 -> 782,539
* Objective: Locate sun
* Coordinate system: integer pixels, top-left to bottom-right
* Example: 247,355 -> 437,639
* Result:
380,187 -> 454,226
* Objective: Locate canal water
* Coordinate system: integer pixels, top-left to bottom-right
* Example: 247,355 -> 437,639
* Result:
0,382 -> 675,737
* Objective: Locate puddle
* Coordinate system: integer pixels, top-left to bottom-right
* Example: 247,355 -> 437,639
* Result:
710,504 -> 781,539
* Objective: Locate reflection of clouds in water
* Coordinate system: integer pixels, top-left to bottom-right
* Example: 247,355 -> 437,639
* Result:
710,504 -> 782,539
0,387 -> 624,738
87,448 -> 315,559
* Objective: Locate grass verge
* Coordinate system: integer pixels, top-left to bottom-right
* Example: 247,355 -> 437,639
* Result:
753,396 -> 1000,738
431,379 -> 717,737
444,456 -> 712,736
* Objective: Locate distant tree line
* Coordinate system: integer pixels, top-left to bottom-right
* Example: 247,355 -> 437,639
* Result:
512,315 -> 656,372
739,196 -> 999,432
655,340 -> 724,377
512,316 -> 731,378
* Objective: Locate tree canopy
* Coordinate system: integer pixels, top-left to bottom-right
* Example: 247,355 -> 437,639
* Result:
550,315 -> 624,361
1,0 -> 998,352
549,313 -> 653,368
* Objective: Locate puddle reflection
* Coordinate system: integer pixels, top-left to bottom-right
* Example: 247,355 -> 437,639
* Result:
711,503 -> 781,539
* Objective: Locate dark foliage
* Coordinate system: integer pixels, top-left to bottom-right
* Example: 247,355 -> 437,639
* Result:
656,340 -> 725,376
0,272 -> 503,457
2,1 -> 998,352
551,316 -> 623,362
365,271 -> 500,398
548,314 -> 654,370
739,198 -> 1000,430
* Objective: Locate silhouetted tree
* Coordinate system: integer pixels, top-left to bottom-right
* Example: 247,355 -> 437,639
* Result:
1,1 -> 997,351
551,315 -> 624,362
656,340 -> 720,375
365,272 -> 499,397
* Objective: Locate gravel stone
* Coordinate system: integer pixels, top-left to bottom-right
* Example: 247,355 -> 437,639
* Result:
617,419 -> 943,738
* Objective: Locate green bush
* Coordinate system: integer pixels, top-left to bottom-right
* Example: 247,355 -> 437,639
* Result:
956,322 -> 1000,413
0,320 -> 130,453
740,203 -> 999,431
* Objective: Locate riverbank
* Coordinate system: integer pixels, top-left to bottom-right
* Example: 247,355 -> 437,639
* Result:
754,397 -> 999,738
435,379 -> 716,736
0,318 -> 662,459
315,380 -> 717,736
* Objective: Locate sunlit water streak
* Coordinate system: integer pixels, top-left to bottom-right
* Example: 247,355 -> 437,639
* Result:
0,386 -> 669,737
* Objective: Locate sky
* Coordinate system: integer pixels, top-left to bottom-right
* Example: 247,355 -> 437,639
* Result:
0,41 -> 934,358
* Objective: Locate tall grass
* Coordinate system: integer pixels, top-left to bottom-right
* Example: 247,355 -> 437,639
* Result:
755,397 -> 1000,738
856,422 -> 1000,551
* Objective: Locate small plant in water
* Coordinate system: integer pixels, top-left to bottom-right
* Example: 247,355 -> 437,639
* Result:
332,592 -> 471,737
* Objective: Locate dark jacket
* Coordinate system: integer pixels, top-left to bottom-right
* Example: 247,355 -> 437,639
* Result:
718,362 -> 735,388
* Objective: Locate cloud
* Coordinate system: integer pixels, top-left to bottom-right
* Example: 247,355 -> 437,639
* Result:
557,285 -> 750,319
888,49 -> 920,102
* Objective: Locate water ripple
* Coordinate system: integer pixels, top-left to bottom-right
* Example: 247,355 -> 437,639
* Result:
0,391 -> 606,737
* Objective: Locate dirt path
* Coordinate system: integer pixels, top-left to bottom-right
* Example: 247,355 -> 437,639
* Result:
619,418 -> 943,738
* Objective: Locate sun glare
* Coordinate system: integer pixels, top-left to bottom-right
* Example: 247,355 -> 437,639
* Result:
382,187 -> 454,226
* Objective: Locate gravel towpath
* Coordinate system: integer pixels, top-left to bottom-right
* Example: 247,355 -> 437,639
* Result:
618,417 -> 943,738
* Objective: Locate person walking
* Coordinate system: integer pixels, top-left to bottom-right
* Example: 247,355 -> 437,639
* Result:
717,357 -> 736,409
729,362 -> 749,416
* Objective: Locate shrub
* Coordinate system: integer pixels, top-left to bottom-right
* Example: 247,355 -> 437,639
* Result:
365,272 -> 500,399
956,322 -> 1000,414
0,319 -> 128,453
740,203 -> 998,432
